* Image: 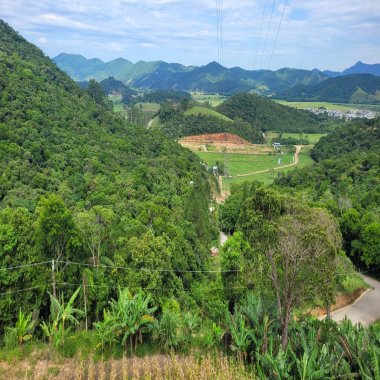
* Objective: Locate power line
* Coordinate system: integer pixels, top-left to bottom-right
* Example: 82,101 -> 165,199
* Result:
267,0 -> 288,69
215,0 -> 224,94
252,0 -> 268,70
0,285 -> 46,296
56,260 -> 241,273
259,0 -> 276,70
1,261 -> 51,271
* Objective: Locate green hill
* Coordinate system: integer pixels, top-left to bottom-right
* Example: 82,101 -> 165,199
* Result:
216,93 -> 326,133
0,20 -> 215,326
280,74 -> 380,104
184,106 -> 233,121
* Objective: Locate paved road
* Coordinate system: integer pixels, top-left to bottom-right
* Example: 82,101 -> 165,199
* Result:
331,274 -> 380,326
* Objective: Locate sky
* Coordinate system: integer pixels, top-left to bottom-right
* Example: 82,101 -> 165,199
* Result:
1,0 -> 379,71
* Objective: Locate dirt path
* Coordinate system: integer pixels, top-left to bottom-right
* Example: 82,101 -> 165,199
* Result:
232,145 -> 302,178
147,118 -> 155,128
331,274 -> 380,326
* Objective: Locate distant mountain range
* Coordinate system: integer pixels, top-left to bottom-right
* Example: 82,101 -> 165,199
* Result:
53,53 -> 380,99
279,74 -> 380,104
323,61 -> 380,78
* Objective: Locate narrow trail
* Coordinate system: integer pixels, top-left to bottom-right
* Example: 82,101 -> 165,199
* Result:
331,274 -> 380,327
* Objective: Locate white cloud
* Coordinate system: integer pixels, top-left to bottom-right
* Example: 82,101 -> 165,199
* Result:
0,0 -> 379,70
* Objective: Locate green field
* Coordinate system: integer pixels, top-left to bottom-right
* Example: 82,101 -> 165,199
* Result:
134,102 -> 160,112
224,153 -> 314,188
274,100 -> 380,111
191,92 -> 228,106
184,106 -> 232,121
267,131 -> 326,144
195,150 -> 314,190
196,151 -> 294,175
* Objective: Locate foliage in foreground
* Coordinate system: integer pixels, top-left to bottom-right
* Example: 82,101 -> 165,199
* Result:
0,351 -> 256,380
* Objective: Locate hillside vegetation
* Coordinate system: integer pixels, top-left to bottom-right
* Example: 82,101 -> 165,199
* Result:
0,19 -> 216,328
280,74 -> 380,104
157,103 -> 264,143
276,118 -> 380,268
184,106 -> 233,121
217,92 -> 328,133
1,20 -> 380,380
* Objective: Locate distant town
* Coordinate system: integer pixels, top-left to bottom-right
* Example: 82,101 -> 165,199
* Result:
307,108 -> 378,120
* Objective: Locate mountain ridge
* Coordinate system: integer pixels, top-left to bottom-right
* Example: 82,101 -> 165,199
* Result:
279,74 -> 380,104
53,53 -> 380,96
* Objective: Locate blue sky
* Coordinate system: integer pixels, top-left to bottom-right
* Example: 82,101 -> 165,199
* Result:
1,0 -> 379,71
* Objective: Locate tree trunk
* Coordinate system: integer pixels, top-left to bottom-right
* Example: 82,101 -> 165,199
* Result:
282,304 -> 291,350
326,303 -> 331,319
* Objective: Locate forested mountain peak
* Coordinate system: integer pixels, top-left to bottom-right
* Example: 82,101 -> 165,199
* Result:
216,92 -> 326,133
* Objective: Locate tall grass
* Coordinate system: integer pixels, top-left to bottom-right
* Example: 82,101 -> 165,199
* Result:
0,352 -> 256,379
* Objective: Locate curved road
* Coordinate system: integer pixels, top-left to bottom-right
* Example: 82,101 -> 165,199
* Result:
331,274 -> 380,326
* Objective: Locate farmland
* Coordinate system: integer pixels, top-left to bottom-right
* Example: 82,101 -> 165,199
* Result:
195,149 -> 314,189
274,100 -> 380,112
190,92 -> 228,106
267,131 -> 326,144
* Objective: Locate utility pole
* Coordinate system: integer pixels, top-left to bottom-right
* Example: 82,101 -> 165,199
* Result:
83,272 -> 88,331
51,259 -> 56,298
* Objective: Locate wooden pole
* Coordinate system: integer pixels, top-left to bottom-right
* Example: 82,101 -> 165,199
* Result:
52,259 -> 56,298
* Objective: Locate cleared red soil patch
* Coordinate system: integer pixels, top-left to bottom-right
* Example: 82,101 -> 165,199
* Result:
180,133 -> 272,154
180,132 -> 251,145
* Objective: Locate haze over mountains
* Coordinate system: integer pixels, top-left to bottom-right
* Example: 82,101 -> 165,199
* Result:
54,53 -> 380,97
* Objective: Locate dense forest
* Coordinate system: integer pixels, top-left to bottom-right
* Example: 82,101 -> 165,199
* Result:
216,93 -> 331,133
0,20 -> 217,330
275,118 -> 380,268
1,20 -> 380,379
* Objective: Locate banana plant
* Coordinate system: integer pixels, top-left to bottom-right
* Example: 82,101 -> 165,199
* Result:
256,347 -> 293,379
41,287 -> 83,346
6,309 -> 34,349
108,288 -> 156,352
226,311 -> 251,359
182,311 -> 200,346
94,309 -> 119,351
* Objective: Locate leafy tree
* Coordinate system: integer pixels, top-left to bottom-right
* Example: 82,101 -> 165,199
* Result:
87,79 -> 106,105
220,232 -> 248,309
353,222 -> 380,267
75,206 -> 115,265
